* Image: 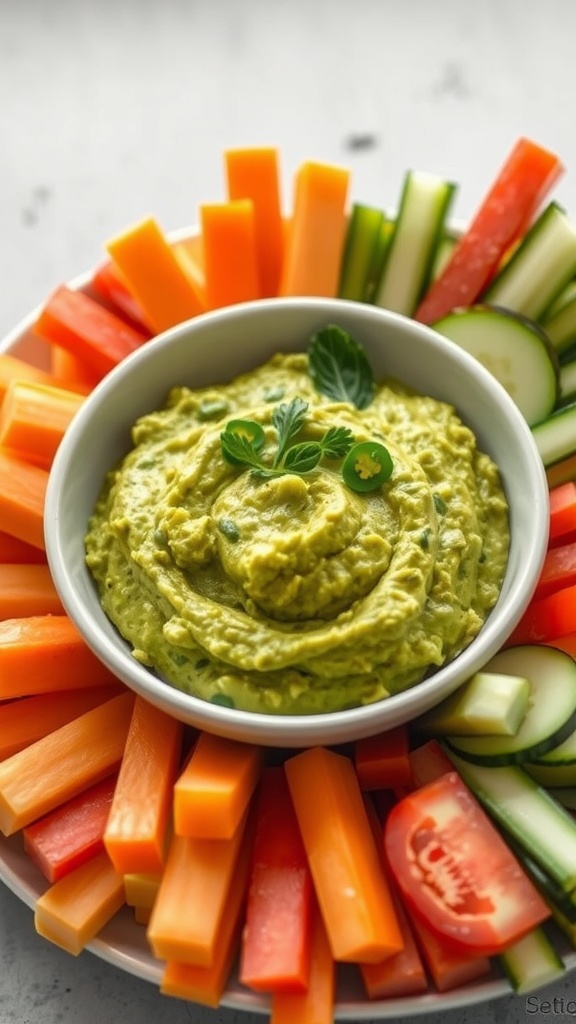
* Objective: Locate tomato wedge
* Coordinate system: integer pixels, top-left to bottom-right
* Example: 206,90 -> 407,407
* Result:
383,772 -> 550,956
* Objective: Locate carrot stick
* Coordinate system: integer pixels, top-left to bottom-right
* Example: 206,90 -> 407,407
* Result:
34,285 -> 147,379
0,529 -> 47,564
160,820 -> 253,1007
0,615 -> 120,698
239,766 -> 312,993
225,147 -> 284,297
34,850 -> 125,955
285,746 -> 404,964
359,796 -> 427,1000
0,380 -> 84,469
270,900 -> 336,1024
172,241 -> 207,307
0,352 -> 90,404
23,774 -> 118,882
123,872 -> 161,910
147,808 -> 251,966
104,696 -> 183,875
200,200 -> 261,309
0,684 -> 123,760
0,564 -> 63,618
49,344 -> 101,392
0,691 -> 134,835
354,724 -> 413,791
0,449 -> 49,549
106,217 -> 206,333
173,730 -> 263,840
279,161 -> 350,297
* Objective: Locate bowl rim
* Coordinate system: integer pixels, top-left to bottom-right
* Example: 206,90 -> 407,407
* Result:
43,294 -> 550,747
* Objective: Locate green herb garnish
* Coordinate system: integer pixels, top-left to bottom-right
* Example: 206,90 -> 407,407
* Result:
220,398 -> 355,479
308,324 -> 375,409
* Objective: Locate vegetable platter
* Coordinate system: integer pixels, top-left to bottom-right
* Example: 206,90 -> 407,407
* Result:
3,139 -> 576,1022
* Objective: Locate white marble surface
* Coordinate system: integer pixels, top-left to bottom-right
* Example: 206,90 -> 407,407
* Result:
2,0 -> 576,1020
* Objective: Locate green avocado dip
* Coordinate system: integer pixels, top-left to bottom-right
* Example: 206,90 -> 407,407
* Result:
84,326 -> 509,716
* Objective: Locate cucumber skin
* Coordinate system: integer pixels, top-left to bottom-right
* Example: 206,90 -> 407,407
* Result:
446,709 -> 576,767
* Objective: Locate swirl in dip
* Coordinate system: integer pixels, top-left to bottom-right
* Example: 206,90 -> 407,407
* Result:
85,351 -> 509,715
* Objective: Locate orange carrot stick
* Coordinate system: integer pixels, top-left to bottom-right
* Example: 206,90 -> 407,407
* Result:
104,696 -> 183,874
34,850 -> 125,955
0,690 -> 134,835
172,240 -> 207,307
173,730 -> 263,839
225,147 -> 284,297
106,217 -> 205,333
0,380 -> 84,468
279,161 -> 350,297
359,796 -> 427,1000
0,684 -> 123,760
0,615 -> 120,699
123,872 -> 161,910
160,821 -> 253,1007
270,901 -> 336,1024
285,746 -> 404,964
0,352 -> 90,404
200,199 -> 261,309
147,808 -> 251,966
0,449 -> 49,549
0,529 -> 47,564
0,564 -> 64,618
50,344 -> 101,392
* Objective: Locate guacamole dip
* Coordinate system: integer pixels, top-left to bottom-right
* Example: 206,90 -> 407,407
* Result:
85,343 -> 509,715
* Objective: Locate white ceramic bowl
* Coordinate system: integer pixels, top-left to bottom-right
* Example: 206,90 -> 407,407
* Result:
44,296 -> 549,747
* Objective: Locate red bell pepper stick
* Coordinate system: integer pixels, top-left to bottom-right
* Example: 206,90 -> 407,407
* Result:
508,582 -> 576,645
23,774 -> 117,882
534,539 -> 576,599
548,482 -> 576,544
414,138 -> 563,324
239,766 -> 313,993
34,285 -> 148,379
354,724 -> 412,791
269,898 -> 335,1024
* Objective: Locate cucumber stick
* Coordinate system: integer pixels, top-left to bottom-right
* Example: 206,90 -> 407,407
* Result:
532,399 -> 576,466
448,752 -> 576,892
338,204 -> 387,302
415,670 -> 531,737
446,646 -> 576,765
500,927 -> 565,994
432,305 -> 559,426
374,171 -> 455,316
482,202 -> 576,321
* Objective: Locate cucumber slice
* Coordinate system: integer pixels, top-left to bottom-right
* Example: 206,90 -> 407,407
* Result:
448,753 -> 576,891
505,835 -> 576,923
500,927 -> 565,994
338,204 -> 386,302
526,760 -> 576,788
446,647 -> 576,765
482,202 -> 576,321
415,670 -> 531,737
530,719 -> 576,767
374,171 -> 455,316
432,305 -> 559,426
532,399 -> 576,466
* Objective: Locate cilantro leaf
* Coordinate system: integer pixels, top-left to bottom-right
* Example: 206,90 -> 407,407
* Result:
319,425 -> 355,460
271,398 -> 309,465
308,325 -> 375,409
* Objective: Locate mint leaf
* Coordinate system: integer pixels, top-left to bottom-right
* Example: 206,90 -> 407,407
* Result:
308,325 -> 375,409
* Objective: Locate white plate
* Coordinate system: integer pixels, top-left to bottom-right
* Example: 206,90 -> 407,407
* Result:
1,261 -> 574,1020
